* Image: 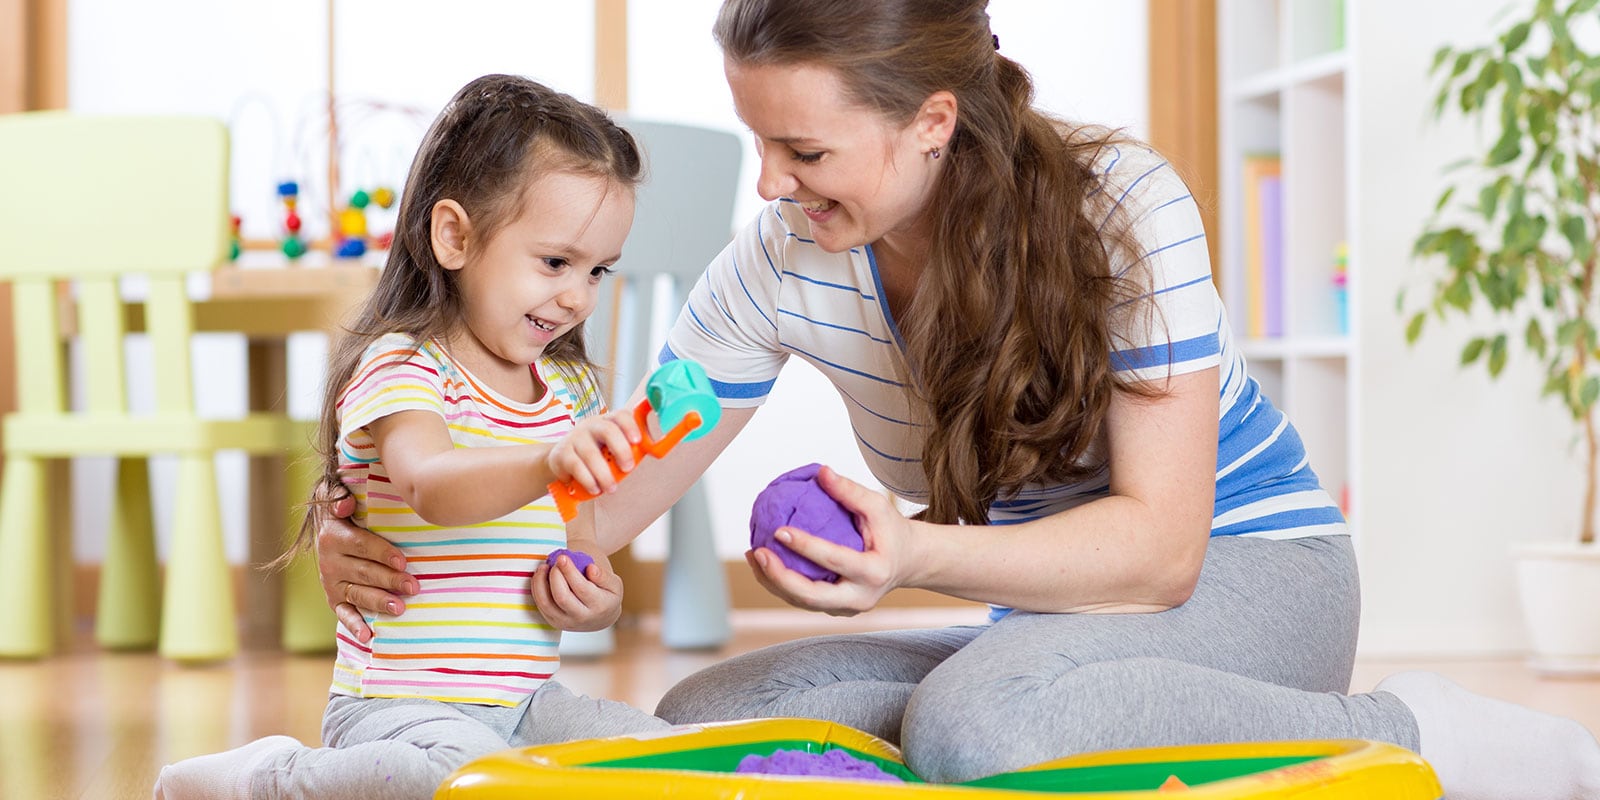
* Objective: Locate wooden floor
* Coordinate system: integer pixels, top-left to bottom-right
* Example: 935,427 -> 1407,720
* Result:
6,608 -> 1600,800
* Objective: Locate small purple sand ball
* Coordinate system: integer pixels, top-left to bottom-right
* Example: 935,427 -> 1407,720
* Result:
749,463 -> 862,582
735,748 -> 904,782
546,548 -> 594,575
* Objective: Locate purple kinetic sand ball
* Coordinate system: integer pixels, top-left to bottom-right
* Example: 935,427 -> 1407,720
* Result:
749,463 -> 863,582
546,548 -> 595,575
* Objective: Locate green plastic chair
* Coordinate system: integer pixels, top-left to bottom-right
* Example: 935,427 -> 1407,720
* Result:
0,112 -> 327,661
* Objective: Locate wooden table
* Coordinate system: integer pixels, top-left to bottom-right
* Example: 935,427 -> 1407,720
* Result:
205,265 -> 378,650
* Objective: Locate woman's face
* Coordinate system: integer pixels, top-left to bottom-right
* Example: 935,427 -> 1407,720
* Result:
724,58 -> 946,255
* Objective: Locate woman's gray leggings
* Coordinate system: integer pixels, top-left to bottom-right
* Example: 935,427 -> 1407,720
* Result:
655,534 -> 1418,783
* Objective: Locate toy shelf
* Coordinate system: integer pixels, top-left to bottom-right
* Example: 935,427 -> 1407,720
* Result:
1218,0 -> 1356,526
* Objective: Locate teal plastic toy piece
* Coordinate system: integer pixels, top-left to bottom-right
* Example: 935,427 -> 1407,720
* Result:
647,359 -> 721,442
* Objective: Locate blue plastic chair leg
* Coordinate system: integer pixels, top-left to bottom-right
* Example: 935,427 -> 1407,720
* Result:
660,479 -> 731,650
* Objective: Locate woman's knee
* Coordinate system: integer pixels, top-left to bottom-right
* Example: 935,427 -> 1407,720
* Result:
655,652 -> 792,724
902,658 -> 1181,783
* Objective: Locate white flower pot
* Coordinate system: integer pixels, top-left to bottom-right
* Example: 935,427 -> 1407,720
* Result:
1513,542 -> 1600,676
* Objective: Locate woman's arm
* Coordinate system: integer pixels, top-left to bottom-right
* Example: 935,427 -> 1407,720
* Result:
751,367 -> 1219,615
591,403 -> 756,553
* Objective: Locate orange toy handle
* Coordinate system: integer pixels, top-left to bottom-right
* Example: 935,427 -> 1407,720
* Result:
547,400 -> 703,522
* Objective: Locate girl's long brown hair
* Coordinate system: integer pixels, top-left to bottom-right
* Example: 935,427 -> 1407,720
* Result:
715,0 -> 1167,525
278,74 -> 642,565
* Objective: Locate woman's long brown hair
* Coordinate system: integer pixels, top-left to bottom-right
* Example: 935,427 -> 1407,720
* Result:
715,0 -> 1166,525
276,74 -> 642,566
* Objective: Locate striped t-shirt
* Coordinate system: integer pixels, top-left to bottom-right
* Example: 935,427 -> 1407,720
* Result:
329,334 -> 603,708
663,142 -> 1346,540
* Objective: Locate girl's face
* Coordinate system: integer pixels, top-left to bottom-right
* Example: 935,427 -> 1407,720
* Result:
724,59 -> 949,256
444,171 -> 633,384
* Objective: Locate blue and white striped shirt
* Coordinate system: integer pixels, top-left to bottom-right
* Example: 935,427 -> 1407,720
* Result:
663,143 -> 1345,541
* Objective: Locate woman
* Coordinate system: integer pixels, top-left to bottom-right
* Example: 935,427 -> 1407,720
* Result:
315,2 -> 1600,797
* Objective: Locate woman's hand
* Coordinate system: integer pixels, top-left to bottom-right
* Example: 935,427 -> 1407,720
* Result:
531,550 -> 624,632
746,466 -> 916,616
316,494 -> 418,642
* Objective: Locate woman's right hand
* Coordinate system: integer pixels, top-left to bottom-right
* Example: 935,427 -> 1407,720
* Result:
316,494 -> 417,642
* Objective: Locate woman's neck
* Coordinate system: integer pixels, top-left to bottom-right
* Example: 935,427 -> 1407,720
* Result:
871,231 -> 929,322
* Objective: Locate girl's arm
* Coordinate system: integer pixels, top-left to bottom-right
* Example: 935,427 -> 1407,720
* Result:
752,367 -> 1219,615
369,408 -> 641,528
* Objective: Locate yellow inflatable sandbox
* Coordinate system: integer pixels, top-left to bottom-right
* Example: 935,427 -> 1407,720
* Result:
435,717 -> 1441,799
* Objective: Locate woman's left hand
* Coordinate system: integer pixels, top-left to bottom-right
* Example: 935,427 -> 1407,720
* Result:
746,466 -> 916,616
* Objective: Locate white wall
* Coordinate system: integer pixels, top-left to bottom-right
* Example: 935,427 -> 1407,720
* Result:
1353,0 -> 1583,656
64,1 -> 1147,565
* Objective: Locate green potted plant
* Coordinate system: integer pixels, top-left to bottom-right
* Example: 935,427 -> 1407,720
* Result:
1406,0 -> 1600,673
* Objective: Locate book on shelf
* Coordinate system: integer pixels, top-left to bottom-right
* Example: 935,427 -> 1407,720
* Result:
1260,172 -> 1284,337
1241,153 -> 1283,339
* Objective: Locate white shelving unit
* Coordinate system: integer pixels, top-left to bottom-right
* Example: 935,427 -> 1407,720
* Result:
1218,0 -> 1356,528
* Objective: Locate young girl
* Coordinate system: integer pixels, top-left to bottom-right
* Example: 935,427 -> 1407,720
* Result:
153,73 -> 670,800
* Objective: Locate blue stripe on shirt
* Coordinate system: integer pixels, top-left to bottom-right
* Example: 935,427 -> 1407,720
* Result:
659,344 -> 776,399
1211,505 -> 1346,537
782,342 -> 905,387
1110,330 -> 1220,372
777,308 -> 894,344
731,252 -> 778,330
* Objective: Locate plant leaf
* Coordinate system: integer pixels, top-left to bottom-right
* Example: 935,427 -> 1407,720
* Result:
1504,20 -> 1533,53
1462,337 -> 1488,364
1405,312 -> 1426,344
1488,333 -> 1509,376
1435,185 -> 1457,213
1527,318 -> 1549,357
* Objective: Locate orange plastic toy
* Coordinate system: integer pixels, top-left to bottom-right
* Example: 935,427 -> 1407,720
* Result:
547,359 -> 721,521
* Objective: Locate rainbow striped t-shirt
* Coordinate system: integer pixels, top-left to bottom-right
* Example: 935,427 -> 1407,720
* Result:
329,334 -> 603,708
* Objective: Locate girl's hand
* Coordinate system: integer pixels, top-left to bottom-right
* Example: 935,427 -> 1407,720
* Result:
746,466 -> 914,616
531,550 -> 624,632
547,410 -> 642,497
316,493 -> 419,643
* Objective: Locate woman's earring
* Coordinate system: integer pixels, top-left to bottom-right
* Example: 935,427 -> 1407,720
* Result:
927,146 -> 942,160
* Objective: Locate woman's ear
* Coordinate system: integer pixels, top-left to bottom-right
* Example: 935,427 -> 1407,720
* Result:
916,90 -> 958,152
431,199 -> 472,271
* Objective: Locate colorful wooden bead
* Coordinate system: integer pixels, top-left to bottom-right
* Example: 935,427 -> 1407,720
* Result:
339,207 -> 368,238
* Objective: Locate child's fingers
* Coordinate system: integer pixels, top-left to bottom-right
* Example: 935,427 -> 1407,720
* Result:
594,421 -> 637,475
544,563 -> 588,613
612,409 -> 643,445
530,563 -> 558,614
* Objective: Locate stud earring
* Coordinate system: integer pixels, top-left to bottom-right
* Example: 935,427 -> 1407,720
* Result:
927,146 -> 942,160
